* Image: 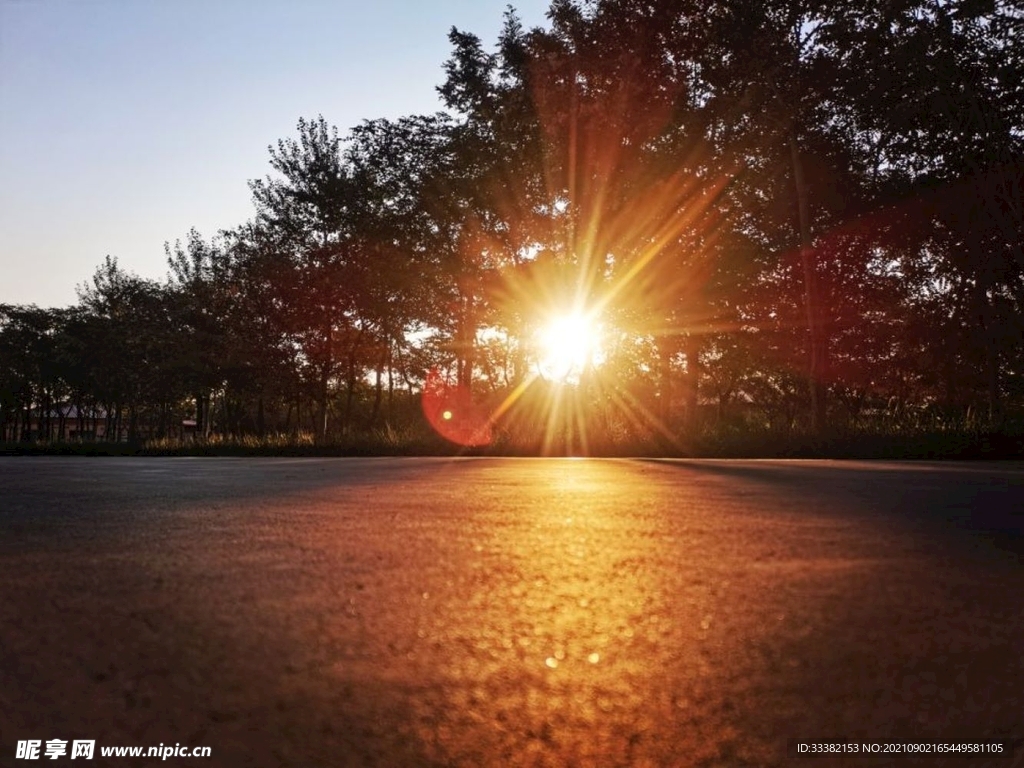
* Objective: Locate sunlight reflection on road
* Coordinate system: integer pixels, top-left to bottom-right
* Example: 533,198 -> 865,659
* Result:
314,458 -> 872,766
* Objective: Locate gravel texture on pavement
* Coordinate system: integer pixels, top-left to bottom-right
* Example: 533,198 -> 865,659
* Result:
1,457 -> 1022,767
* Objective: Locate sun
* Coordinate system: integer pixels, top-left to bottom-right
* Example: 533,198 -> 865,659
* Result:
536,311 -> 605,382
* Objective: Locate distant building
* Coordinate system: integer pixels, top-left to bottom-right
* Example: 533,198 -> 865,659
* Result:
1,404 -> 127,442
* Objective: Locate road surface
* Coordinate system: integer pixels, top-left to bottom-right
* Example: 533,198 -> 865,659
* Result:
1,458 -> 1022,767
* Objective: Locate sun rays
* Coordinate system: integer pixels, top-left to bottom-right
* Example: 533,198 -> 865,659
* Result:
417,44 -> 746,454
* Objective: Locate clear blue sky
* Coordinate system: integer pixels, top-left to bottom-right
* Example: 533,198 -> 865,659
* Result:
0,0 -> 553,308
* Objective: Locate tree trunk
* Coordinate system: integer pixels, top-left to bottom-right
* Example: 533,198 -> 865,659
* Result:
194,391 -> 204,436
285,396 -> 296,436
345,352 -> 357,436
975,282 -> 1001,424
370,353 -> 385,429
987,343 -> 1000,424
386,344 -> 395,425
318,375 -> 330,442
657,337 -> 673,425
682,334 -> 701,433
790,129 -> 826,431
128,402 -> 138,443
43,391 -> 52,442
457,296 -> 475,394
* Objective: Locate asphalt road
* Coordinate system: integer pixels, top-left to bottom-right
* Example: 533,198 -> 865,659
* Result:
1,457 -> 1023,768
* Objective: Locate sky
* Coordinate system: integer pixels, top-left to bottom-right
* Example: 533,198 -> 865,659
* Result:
0,0 -> 554,309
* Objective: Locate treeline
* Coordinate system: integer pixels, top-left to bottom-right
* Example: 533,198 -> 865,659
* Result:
2,0 -> 1023,447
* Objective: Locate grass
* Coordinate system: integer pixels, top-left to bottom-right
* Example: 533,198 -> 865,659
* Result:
2,419 -> 1022,459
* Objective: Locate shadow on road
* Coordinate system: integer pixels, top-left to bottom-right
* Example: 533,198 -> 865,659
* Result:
642,459 -> 1024,558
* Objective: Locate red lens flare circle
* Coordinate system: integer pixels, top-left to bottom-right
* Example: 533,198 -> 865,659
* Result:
421,369 -> 493,447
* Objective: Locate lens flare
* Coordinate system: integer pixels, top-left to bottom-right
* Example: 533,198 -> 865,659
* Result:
421,369 -> 492,447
